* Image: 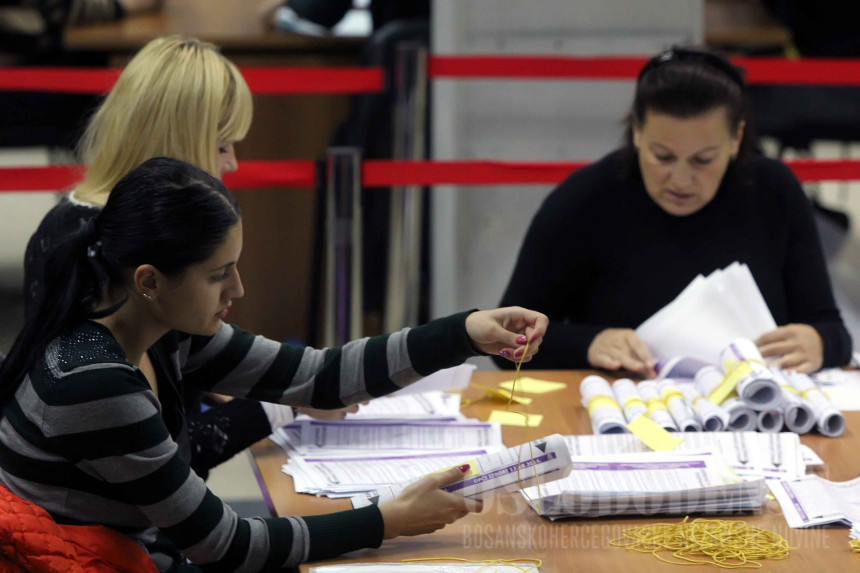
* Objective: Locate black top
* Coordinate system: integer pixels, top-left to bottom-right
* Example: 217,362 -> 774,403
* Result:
496,150 -> 852,370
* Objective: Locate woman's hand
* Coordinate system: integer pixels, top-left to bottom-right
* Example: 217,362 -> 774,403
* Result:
756,324 -> 823,373
587,328 -> 656,378
379,465 -> 482,539
465,307 -> 548,363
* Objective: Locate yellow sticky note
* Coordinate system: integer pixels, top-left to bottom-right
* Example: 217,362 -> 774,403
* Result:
471,383 -> 533,405
626,415 -> 682,451
499,377 -> 566,395
489,410 -> 543,427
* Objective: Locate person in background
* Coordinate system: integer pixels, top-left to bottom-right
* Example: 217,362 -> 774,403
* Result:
21,35 -> 340,479
0,156 -> 548,571
495,47 -> 851,376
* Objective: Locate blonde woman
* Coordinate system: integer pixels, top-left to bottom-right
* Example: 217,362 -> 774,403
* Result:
22,35 -> 292,479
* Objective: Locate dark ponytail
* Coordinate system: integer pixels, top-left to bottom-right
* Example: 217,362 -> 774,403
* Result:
0,157 -> 240,403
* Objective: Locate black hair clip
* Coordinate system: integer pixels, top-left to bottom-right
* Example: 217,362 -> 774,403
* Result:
637,47 -> 746,90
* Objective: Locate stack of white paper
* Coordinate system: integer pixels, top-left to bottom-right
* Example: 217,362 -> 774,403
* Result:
560,432 -> 805,483
521,452 -> 767,520
636,263 -> 777,364
769,474 -> 860,529
350,434 -> 573,508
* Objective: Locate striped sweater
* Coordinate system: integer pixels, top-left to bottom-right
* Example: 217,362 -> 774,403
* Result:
0,311 -> 477,571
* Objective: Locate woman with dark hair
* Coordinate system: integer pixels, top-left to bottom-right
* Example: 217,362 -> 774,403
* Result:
0,157 -> 548,571
495,47 -> 851,375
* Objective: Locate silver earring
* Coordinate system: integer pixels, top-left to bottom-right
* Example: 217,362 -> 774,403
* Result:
142,292 -> 153,301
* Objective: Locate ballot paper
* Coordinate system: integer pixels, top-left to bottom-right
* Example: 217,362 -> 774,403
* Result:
310,564 -> 541,573
771,368 -> 817,434
333,391 -> 465,420
678,383 -> 730,432
350,434 -> 572,508
284,448 -> 501,497
658,379 -> 702,432
636,262 -> 777,364
391,363 -> 476,395
561,432 -> 804,483
580,375 -> 628,434
287,420 -> 502,455
694,366 -> 757,431
521,452 -> 768,519
786,371 -> 846,437
769,474 -> 860,529
812,368 -> 860,411
718,339 -> 782,411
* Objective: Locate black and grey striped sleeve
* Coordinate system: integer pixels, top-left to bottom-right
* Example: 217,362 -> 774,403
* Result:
33,365 -> 382,571
181,311 -> 479,409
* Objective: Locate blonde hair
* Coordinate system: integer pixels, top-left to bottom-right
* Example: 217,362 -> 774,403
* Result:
74,35 -> 253,206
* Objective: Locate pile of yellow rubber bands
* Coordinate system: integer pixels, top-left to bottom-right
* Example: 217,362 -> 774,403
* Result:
610,517 -> 795,568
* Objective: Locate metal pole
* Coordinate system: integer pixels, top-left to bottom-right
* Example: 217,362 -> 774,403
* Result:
385,42 -> 428,332
323,147 -> 363,347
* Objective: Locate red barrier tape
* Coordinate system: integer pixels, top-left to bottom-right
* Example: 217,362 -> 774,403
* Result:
4,159 -> 860,192
5,56 -> 860,93
363,160 -> 589,186
429,55 -> 860,86
0,67 -> 383,94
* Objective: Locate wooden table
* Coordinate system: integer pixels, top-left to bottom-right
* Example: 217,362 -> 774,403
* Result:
62,0 -> 366,347
251,369 -> 860,572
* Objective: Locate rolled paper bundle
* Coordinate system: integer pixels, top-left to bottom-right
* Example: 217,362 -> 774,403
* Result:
612,378 -> 648,424
770,368 -> 816,434
718,339 -> 781,411
580,375 -> 629,434
658,379 -> 702,432
637,380 -> 678,432
694,366 -> 756,432
786,371 -> 846,437
655,356 -> 712,380
756,408 -> 784,433
679,384 -> 729,432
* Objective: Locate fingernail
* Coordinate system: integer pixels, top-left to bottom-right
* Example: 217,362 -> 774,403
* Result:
516,335 -> 528,345
499,350 -> 511,358
514,349 -> 523,358
458,464 -> 471,473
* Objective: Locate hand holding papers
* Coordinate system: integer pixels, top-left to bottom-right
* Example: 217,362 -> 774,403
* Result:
636,262 -> 777,364
351,434 -> 573,508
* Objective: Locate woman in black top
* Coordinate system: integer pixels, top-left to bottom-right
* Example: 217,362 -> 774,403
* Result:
496,47 -> 851,375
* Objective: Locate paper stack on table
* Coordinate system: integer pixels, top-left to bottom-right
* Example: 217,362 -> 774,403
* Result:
561,432 -> 806,483
636,262 -> 777,364
521,452 -> 767,520
269,365 -> 515,498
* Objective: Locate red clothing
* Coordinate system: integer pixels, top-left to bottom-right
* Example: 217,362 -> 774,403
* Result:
0,484 -> 157,573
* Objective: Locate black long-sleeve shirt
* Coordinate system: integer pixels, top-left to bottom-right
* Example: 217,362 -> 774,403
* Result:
496,150 -> 852,370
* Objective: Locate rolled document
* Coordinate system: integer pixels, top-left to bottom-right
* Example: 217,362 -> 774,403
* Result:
637,380 -> 678,431
719,339 -> 782,411
350,434 -> 573,508
770,368 -> 816,434
658,379 -> 702,432
694,366 -> 756,431
580,375 -> 629,434
756,408 -> 784,433
656,356 -> 711,380
612,378 -> 648,423
679,384 -> 729,432
786,371 -> 846,437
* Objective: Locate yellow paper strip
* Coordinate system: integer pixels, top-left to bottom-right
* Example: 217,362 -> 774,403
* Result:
488,410 -> 543,427
627,415 -> 682,451
708,361 -> 753,405
470,383 -> 533,405
499,377 -> 566,395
